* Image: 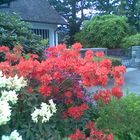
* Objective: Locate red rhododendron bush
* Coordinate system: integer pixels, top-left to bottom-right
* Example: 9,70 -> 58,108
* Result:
0,43 -> 126,139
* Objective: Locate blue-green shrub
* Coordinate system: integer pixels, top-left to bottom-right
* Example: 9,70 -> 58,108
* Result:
75,15 -> 130,49
96,94 -> 140,140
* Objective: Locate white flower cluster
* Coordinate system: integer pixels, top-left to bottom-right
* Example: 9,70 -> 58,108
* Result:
0,71 -> 27,91
1,90 -> 18,104
0,100 -> 11,125
31,99 -> 57,123
0,71 -> 27,126
0,90 -> 18,126
2,130 -> 22,140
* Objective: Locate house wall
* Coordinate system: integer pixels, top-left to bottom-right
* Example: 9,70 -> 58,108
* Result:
30,22 -> 58,47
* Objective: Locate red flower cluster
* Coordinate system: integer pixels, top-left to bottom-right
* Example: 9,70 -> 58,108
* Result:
70,129 -> 86,140
112,65 -> 126,86
69,121 -> 114,140
0,43 -> 126,118
68,103 -> 89,119
0,46 -> 9,52
0,46 -> 23,64
94,89 -> 112,104
93,87 -> 123,104
0,46 -> 38,76
112,87 -> 123,99
93,64 -> 126,104
96,51 -> 105,57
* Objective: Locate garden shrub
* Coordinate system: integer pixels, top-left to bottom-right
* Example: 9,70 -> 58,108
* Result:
0,13 -> 44,57
96,93 -> 140,140
0,43 -> 126,139
122,34 -> 140,48
75,15 -> 130,49
69,121 -> 114,140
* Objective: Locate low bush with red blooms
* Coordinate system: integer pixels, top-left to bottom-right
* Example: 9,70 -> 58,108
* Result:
0,43 -> 126,119
69,121 -> 114,140
67,103 -> 89,119
93,86 -> 123,104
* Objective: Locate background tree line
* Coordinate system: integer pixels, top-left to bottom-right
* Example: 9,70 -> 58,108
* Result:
48,0 -> 140,44
1,0 -> 140,46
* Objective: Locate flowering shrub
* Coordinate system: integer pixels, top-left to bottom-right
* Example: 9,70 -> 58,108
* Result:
0,43 -> 125,100
2,130 -> 22,140
0,100 -> 11,125
69,121 -> 114,140
0,43 -> 126,139
0,71 -> 27,125
0,71 -> 57,139
0,72 -> 27,139
67,103 -> 89,119
31,99 -> 57,123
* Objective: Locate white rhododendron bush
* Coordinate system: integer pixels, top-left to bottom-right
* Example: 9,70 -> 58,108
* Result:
0,71 -> 57,139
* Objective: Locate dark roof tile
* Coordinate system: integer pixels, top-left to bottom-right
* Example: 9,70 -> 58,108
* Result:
0,0 -> 67,25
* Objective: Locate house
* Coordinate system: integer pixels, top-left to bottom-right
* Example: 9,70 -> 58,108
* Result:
0,0 -> 67,46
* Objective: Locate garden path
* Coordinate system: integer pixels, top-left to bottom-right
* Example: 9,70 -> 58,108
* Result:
122,68 -> 140,94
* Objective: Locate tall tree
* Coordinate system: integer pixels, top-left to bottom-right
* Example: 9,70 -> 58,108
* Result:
94,0 -> 140,32
117,0 -> 140,32
48,0 -> 95,44
94,0 -> 119,14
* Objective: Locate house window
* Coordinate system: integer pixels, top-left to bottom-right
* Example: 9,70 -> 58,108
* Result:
32,29 -> 49,39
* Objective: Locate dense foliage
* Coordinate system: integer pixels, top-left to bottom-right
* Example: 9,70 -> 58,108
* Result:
96,94 -> 140,140
0,13 -> 44,57
0,43 -> 126,139
48,0 -> 94,44
49,0 -> 140,45
122,34 -> 140,48
94,0 -> 140,32
75,15 -> 130,49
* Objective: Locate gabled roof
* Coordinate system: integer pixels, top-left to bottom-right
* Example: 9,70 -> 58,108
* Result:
0,0 -> 67,25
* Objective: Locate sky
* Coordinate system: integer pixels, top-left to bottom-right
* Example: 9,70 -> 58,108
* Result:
77,8 -> 97,18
